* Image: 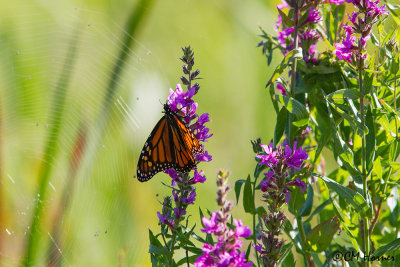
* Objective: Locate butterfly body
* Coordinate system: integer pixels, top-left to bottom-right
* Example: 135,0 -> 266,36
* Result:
137,104 -> 203,182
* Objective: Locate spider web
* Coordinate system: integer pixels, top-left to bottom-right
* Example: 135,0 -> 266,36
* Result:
0,2 -> 167,266
0,0 -> 274,266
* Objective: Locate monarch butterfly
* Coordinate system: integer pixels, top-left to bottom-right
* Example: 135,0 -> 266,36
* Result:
137,103 -> 203,182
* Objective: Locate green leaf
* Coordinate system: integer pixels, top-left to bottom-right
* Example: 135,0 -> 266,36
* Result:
275,94 -> 309,127
365,107 -> 376,172
305,199 -> 331,223
245,242 -> 252,260
266,49 -> 300,87
182,246 -> 202,255
300,184 -> 314,217
280,243 -> 295,267
327,100 -> 368,136
373,157 -> 382,180
314,173 -> 371,218
313,129 -> 331,165
288,186 -> 307,215
256,206 -> 267,217
373,238 -> 400,257
332,132 -> 361,176
364,55 -> 375,94
176,255 -> 199,265
306,217 -> 340,253
254,162 -> 267,179
199,207 -> 205,228
329,196 -> 360,251
234,179 -> 246,204
326,89 -> 362,105
243,176 -> 255,214
277,8 -> 294,27
149,229 -> 164,250
274,108 -> 287,145
149,244 -> 170,255
269,84 -> 280,113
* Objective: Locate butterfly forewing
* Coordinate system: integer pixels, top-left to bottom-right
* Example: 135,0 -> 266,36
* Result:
137,104 -> 203,182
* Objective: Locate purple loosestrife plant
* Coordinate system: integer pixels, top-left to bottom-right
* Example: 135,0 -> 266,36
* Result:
274,0 -> 322,64
254,141 -> 308,266
152,47 -> 212,266
333,1 -> 388,263
195,170 -> 252,267
334,0 -> 388,68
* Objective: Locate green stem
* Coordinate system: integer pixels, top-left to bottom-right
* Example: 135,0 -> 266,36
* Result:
288,3 -> 300,144
253,177 -> 261,267
359,63 -> 370,267
297,215 -> 314,267
168,174 -> 190,266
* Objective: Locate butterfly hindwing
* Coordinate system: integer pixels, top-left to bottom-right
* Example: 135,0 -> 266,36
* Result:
137,104 -> 203,182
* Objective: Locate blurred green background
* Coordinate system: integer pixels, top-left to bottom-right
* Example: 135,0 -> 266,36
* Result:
0,0 -> 281,266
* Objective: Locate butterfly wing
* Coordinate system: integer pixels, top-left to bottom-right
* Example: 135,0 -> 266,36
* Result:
137,106 -> 203,182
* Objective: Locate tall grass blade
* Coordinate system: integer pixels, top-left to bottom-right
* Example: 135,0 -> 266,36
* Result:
22,29 -> 81,267
46,0 -> 155,265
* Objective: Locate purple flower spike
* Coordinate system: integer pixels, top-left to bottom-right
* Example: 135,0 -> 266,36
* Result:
195,171 -> 252,267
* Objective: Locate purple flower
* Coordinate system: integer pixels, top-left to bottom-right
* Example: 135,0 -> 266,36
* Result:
285,141 -> 308,170
192,169 -> 207,183
157,212 -> 174,228
195,150 -> 212,162
174,207 -> 186,218
286,177 -> 307,193
256,143 -> 278,168
329,0 -> 345,4
253,243 -> 263,253
335,0 -> 388,65
276,83 -> 287,96
182,190 -> 197,204
259,172 -> 277,192
276,0 -> 289,9
256,141 -> 308,204
301,8 -> 321,26
234,219 -> 251,238
201,212 -> 221,234
334,29 -> 357,63
277,27 -> 294,49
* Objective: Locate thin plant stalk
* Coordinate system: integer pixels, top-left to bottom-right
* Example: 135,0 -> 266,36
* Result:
252,177 -> 260,267
100,0 -> 155,118
22,29 -> 81,267
0,90 -> 3,253
358,61 -> 370,267
288,2 -> 300,144
77,0 -> 155,178
167,173 -> 189,266
297,215 -> 314,267
288,4 -> 312,266
46,123 -> 87,267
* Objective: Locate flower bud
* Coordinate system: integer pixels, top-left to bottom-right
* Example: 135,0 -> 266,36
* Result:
180,76 -> 190,85
190,69 -> 200,80
182,65 -> 190,74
